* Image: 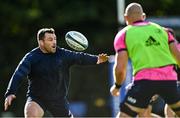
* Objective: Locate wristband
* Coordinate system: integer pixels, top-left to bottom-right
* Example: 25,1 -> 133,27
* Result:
115,83 -> 121,89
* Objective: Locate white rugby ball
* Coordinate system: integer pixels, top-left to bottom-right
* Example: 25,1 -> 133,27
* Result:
65,31 -> 88,51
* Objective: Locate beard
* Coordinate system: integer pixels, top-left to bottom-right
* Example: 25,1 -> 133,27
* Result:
43,46 -> 56,53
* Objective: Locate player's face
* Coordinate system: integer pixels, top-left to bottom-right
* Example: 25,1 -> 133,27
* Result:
41,33 -> 57,53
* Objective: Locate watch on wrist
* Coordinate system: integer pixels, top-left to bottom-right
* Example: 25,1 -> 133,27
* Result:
115,83 -> 121,89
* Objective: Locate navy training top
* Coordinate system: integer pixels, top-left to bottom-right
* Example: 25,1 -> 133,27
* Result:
5,47 -> 98,100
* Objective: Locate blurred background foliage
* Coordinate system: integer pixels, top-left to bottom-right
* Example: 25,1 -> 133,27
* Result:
0,0 -> 180,117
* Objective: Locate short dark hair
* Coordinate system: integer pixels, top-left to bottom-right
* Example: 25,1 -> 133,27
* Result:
37,28 -> 55,40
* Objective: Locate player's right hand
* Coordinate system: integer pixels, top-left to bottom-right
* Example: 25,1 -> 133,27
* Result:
110,85 -> 120,96
4,94 -> 16,111
97,53 -> 109,64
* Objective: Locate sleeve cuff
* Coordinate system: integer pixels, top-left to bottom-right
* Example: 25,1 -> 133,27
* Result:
117,48 -> 127,52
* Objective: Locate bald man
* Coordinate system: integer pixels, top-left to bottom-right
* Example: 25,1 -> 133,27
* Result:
110,2 -> 180,117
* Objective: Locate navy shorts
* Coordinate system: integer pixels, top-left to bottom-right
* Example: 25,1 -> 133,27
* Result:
120,80 -> 180,109
27,96 -> 73,117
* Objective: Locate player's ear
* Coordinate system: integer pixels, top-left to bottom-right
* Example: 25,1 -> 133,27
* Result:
142,13 -> 146,20
124,15 -> 128,24
124,14 -> 127,21
39,40 -> 44,46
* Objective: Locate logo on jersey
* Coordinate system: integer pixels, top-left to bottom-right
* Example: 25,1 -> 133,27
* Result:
145,36 -> 160,46
127,96 -> 136,104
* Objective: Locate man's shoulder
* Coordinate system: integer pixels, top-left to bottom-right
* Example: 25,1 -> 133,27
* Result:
56,47 -> 79,58
57,47 -> 74,54
148,22 -> 164,29
28,47 -> 40,54
24,47 -> 40,58
115,27 -> 128,41
117,26 -> 129,35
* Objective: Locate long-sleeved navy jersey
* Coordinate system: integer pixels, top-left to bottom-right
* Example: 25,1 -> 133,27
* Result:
5,47 -> 97,100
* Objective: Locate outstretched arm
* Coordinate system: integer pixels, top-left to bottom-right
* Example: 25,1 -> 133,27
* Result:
64,49 -> 108,65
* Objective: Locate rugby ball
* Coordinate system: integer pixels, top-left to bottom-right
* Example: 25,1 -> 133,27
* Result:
65,31 -> 88,51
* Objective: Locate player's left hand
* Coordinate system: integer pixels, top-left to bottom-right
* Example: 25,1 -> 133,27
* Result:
97,53 -> 109,64
110,85 -> 120,96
